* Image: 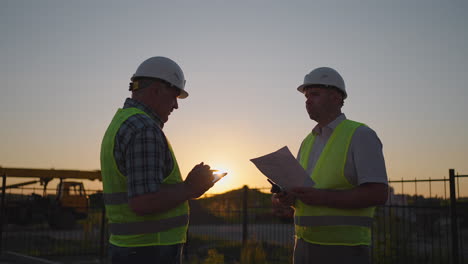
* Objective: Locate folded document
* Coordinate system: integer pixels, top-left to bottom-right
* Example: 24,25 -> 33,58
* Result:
250,146 -> 314,191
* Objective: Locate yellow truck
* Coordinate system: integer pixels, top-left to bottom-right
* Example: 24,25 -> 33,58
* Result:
1,167 -> 102,229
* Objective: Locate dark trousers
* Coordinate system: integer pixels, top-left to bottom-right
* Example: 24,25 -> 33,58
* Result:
293,238 -> 371,264
109,243 -> 183,264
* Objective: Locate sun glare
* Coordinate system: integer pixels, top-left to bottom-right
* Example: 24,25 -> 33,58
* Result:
211,166 -> 228,175
209,164 -> 234,194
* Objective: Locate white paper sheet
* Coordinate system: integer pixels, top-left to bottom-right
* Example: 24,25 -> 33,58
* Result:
250,146 -> 314,190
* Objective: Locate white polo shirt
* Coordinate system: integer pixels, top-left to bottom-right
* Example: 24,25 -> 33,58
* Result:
297,114 -> 388,186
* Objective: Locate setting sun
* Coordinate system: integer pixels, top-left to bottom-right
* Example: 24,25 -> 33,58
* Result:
208,164 -> 234,193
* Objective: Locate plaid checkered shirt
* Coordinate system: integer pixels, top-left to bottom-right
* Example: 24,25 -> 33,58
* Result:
114,98 -> 174,198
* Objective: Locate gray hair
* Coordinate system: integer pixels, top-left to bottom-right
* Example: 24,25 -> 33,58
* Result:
129,78 -> 165,93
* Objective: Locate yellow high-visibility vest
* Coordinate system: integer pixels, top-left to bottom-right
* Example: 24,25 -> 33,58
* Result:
100,107 -> 189,247
295,119 -> 375,246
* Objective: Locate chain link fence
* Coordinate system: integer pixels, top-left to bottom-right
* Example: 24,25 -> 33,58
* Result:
1,170 -> 467,263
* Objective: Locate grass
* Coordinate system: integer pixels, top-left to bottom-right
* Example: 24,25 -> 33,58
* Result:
185,235 -> 293,264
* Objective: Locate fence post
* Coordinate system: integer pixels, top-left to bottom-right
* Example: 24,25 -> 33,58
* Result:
100,204 -> 106,263
0,173 -> 6,254
449,169 -> 459,264
242,185 -> 248,247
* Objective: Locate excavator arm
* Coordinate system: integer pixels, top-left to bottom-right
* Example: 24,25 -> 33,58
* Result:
0,167 -> 101,181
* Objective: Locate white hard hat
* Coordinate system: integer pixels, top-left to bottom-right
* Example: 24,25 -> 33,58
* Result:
297,67 -> 347,99
131,56 -> 188,99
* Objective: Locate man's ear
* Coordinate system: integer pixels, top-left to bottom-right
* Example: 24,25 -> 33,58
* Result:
330,89 -> 343,103
151,83 -> 163,96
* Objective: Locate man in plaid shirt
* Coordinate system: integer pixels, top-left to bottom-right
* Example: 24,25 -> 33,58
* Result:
101,56 -> 216,264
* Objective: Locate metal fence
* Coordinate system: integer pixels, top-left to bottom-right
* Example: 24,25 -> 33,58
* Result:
372,169 -> 468,264
1,169 -> 467,264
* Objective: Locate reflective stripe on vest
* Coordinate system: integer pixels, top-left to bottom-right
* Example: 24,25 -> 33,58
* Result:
295,119 -> 376,246
102,192 -> 189,235
295,215 -> 373,228
109,215 -> 189,235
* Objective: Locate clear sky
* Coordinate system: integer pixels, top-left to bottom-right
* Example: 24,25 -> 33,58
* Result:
1,0 -> 467,196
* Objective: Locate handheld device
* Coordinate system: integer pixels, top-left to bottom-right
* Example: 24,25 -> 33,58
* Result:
267,179 -> 285,194
212,172 -> 228,183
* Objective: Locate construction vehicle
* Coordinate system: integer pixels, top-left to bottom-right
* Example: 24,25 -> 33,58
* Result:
0,167 -> 102,229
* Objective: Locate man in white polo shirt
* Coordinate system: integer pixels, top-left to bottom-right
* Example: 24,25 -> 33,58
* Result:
272,67 -> 388,264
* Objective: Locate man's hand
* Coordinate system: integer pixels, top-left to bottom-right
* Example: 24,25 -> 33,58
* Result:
129,162 -> 216,215
272,192 -> 296,207
184,162 -> 215,199
271,192 -> 295,218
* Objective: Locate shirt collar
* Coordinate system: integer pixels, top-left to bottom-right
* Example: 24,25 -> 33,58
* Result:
312,113 -> 347,136
123,98 -> 164,128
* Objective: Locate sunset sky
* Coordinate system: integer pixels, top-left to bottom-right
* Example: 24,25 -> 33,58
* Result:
1,1 -> 467,196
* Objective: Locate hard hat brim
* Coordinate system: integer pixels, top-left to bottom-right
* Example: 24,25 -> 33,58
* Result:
296,84 -> 347,99
178,89 -> 189,99
297,84 -> 307,94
